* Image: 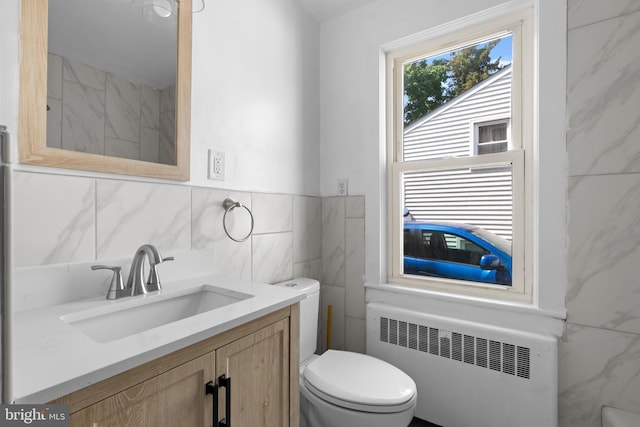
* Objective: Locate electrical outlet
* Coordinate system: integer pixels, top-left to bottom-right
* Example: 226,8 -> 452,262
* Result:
208,150 -> 225,181
338,179 -> 348,196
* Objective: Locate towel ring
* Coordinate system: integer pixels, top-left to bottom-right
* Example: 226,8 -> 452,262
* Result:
222,198 -> 254,242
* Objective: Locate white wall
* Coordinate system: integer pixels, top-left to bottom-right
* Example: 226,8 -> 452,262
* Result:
0,0 -> 320,196
190,0 -> 321,195
319,0 -> 568,315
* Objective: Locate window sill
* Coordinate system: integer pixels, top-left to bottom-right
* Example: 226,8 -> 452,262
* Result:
365,282 -> 566,337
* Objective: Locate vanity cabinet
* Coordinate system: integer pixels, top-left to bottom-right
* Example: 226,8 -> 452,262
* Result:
52,305 -> 299,427
68,353 -> 215,426
216,318 -> 291,426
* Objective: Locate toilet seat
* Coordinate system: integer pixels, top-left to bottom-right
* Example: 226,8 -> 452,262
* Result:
303,350 -> 417,414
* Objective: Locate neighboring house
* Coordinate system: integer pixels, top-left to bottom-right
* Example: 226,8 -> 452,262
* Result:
403,65 -> 513,239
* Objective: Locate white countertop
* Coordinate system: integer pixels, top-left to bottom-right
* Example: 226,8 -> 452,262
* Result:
10,275 -> 303,403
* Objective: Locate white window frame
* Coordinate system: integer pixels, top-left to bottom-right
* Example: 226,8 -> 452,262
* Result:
387,9 -> 534,302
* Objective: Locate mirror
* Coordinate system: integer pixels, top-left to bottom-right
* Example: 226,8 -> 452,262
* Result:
18,0 -> 191,181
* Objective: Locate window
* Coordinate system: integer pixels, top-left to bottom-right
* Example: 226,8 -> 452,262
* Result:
388,10 -> 532,301
475,119 -> 509,155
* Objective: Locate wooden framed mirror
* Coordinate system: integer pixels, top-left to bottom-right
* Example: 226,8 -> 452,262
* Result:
18,0 -> 191,181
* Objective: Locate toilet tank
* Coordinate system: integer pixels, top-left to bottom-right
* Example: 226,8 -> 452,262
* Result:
274,278 -> 319,362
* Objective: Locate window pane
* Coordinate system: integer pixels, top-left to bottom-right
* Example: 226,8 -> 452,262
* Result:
403,34 -> 512,162
478,141 -> 507,155
477,121 -> 508,155
404,166 -> 513,239
402,166 -> 513,286
478,123 -> 507,143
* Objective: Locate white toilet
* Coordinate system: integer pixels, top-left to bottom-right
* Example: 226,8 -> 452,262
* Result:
275,278 -> 417,427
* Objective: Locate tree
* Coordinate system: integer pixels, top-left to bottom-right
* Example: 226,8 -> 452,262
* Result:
403,40 -> 504,126
446,40 -> 502,98
403,59 -> 449,126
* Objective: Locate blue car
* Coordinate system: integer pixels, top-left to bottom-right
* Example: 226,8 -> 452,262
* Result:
403,221 -> 512,286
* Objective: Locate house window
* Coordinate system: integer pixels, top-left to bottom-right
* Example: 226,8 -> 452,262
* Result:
388,9 -> 532,301
476,120 -> 509,155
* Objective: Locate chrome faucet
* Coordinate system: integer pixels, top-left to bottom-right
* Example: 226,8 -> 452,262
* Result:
91,265 -> 127,300
126,244 -> 173,296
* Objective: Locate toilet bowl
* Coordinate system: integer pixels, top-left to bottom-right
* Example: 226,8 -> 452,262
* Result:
274,278 -> 417,427
300,350 -> 417,427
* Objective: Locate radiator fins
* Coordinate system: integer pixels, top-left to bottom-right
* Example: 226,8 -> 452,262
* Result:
379,316 -> 531,380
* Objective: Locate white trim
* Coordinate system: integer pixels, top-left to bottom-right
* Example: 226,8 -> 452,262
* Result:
381,0 -> 534,54
365,283 -> 566,336
531,0 -> 567,314
391,150 -> 526,301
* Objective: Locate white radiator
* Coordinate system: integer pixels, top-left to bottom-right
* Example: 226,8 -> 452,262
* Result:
366,303 -> 558,427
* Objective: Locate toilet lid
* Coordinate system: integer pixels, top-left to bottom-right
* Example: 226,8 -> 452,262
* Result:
303,350 -> 416,412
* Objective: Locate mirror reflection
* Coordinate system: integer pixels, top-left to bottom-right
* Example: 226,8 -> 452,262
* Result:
47,0 -> 178,165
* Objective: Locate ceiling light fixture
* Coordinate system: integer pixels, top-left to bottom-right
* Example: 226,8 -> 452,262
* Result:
142,0 -> 178,28
109,0 -> 205,29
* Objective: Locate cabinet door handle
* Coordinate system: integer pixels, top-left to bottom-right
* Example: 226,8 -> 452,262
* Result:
205,381 -> 219,427
218,374 -> 231,427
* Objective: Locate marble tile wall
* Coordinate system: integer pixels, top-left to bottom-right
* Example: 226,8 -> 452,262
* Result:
319,196 -> 366,354
11,171 -> 368,357
46,54 -> 175,164
560,1 -> 640,426
11,171 -> 324,312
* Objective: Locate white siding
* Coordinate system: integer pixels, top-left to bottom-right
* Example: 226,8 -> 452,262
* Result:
403,68 -> 513,239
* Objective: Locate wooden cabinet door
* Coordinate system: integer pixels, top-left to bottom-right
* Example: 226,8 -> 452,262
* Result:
70,352 -> 214,427
216,318 -> 290,427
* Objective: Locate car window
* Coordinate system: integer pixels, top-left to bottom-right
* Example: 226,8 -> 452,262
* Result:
404,229 -> 426,258
416,230 -> 488,266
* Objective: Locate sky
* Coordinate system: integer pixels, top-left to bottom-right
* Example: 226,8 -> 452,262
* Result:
420,34 -> 513,66
491,35 -> 513,66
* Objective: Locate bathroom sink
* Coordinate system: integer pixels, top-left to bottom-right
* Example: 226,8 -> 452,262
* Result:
61,285 -> 253,343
